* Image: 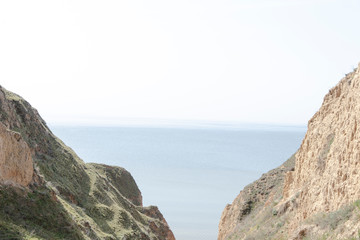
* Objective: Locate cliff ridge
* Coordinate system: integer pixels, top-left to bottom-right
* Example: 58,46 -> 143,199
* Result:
0,86 -> 175,240
219,63 -> 360,240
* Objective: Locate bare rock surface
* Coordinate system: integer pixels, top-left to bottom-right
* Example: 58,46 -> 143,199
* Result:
283,63 -> 360,223
218,63 -> 360,240
0,122 -> 33,186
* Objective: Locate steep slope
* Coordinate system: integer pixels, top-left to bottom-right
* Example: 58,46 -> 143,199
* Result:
218,155 -> 296,240
0,122 -> 33,186
0,86 -> 175,240
219,64 -> 360,240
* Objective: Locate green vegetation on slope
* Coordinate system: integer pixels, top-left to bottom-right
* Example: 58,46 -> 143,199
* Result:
0,185 -> 83,240
0,86 -> 174,240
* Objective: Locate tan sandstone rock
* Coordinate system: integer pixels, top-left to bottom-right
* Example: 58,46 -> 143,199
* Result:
218,63 -> 360,239
282,63 -> 360,226
0,122 -> 33,186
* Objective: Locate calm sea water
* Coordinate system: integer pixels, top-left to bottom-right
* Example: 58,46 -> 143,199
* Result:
50,125 -> 306,240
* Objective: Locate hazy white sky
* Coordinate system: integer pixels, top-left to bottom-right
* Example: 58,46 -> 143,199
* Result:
0,0 -> 359,125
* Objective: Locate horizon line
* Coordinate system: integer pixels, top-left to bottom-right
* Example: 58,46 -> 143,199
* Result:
47,118 -> 307,131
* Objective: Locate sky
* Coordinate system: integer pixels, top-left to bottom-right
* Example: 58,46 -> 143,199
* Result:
0,0 -> 360,126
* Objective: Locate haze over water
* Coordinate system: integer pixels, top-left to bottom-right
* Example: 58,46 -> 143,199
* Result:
51,123 -> 306,240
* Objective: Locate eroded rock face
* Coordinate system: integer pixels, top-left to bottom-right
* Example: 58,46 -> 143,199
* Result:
282,63 -> 360,225
218,63 -> 360,239
0,122 -> 33,186
141,206 -> 176,240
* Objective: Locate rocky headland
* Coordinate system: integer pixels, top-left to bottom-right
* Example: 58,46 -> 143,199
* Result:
0,86 -> 175,240
219,64 -> 360,240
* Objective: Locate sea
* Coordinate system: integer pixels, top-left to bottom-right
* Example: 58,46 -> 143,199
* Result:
50,123 -> 306,240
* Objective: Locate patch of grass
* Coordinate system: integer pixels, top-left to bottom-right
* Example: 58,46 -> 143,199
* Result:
354,200 -> 360,211
0,222 -> 23,240
308,204 -> 354,230
89,163 -> 142,206
0,185 -> 83,240
4,90 -> 23,102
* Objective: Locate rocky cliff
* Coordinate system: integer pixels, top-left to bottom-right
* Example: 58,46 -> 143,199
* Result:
0,122 -> 33,187
0,86 -> 175,240
219,64 -> 360,240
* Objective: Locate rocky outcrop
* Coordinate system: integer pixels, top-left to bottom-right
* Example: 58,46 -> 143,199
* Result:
0,86 -> 175,240
140,206 -> 176,240
218,63 -> 360,239
0,122 -> 33,186
89,163 -> 143,207
282,63 -> 360,223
